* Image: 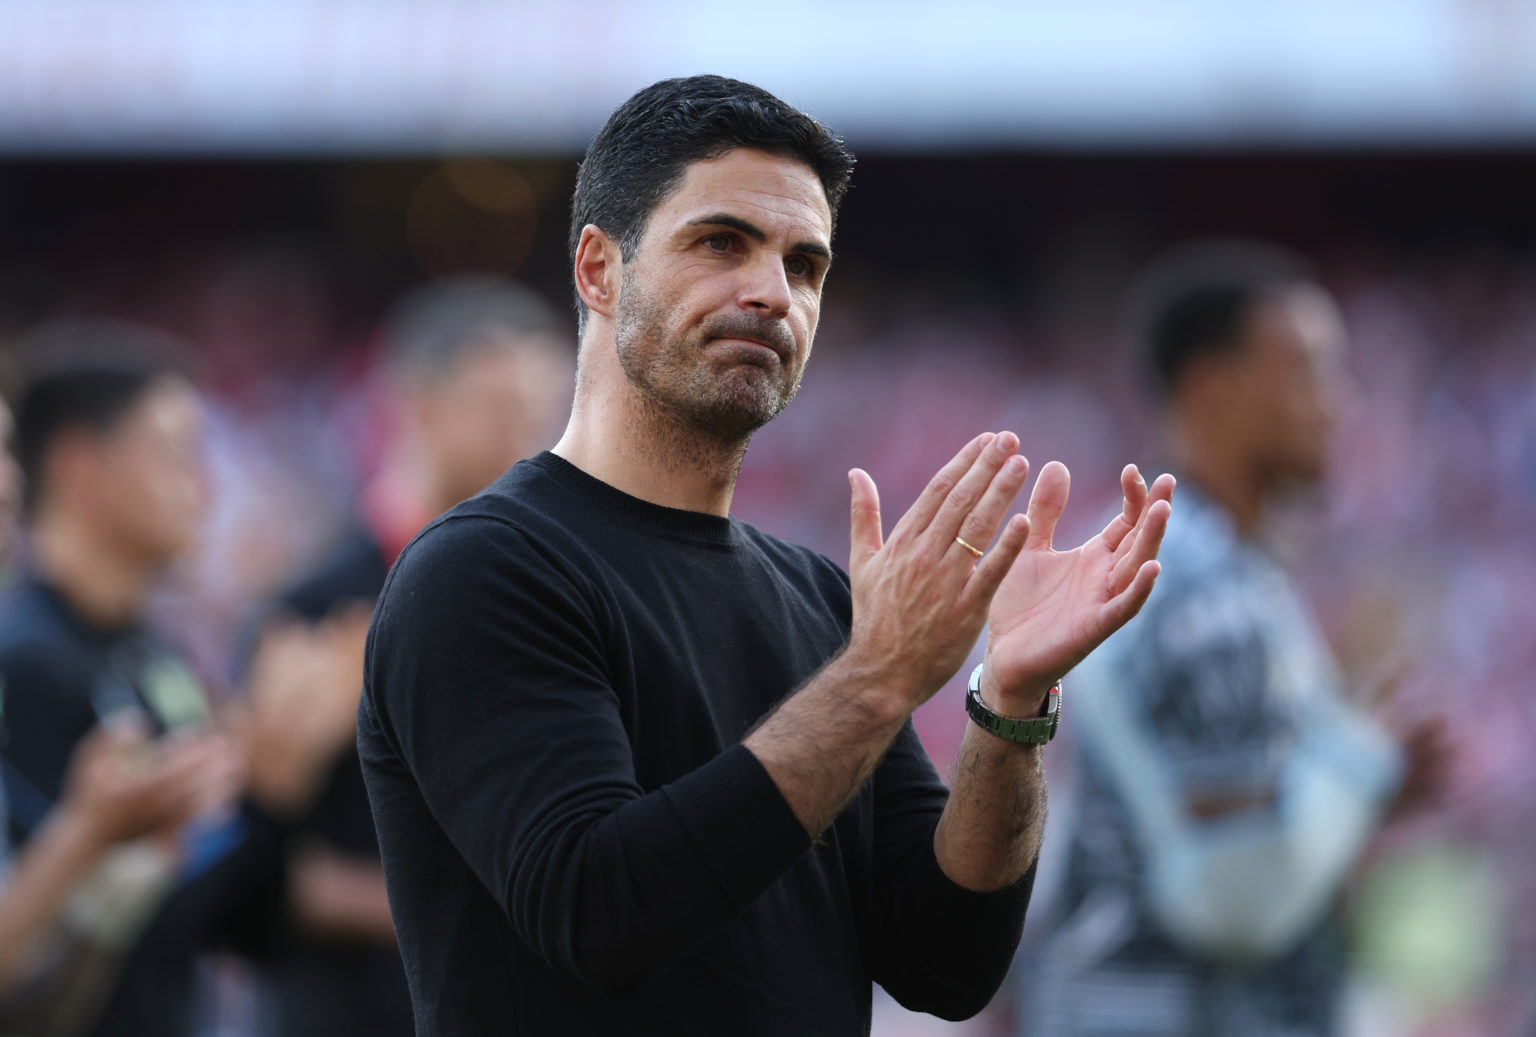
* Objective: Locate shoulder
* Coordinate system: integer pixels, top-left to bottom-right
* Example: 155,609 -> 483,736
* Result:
384,458 -> 589,593
373,490 -> 606,657
0,582 -> 84,679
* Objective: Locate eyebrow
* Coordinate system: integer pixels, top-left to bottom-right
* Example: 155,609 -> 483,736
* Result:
687,213 -> 832,262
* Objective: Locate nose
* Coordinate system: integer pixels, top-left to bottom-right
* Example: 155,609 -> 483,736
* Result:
737,252 -> 792,320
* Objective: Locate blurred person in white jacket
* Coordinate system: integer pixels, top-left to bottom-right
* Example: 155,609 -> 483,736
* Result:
1023,242 -> 1447,1037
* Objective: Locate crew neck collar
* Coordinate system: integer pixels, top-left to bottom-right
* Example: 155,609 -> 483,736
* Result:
528,451 -> 739,546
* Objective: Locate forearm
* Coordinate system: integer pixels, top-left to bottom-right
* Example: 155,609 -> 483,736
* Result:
933,720 -> 1046,892
1146,720 -> 1401,959
0,810 -> 106,982
743,648 -> 915,837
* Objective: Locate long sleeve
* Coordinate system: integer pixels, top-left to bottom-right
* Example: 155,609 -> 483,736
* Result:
864,723 -> 1035,1019
364,515 -> 812,995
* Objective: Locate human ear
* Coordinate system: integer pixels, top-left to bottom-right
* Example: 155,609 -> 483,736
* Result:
573,224 -> 621,320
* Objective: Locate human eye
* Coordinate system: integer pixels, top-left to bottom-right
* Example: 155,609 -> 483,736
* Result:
786,254 -> 824,283
700,233 -> 734,253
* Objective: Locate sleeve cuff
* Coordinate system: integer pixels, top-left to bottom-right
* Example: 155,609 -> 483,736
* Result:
906,828 -> 1037,921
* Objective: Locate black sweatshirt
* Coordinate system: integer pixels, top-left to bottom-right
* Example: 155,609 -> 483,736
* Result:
358,452 -> 1034,1036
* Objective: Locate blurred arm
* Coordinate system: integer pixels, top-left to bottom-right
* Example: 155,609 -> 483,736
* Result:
1073,645 -> 1402,961
0,806 -> 111,984
288,843 -> 396,945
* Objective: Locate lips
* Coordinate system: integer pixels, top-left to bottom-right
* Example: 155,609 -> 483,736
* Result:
714,336 -> 781,355
707,331 -> 794,363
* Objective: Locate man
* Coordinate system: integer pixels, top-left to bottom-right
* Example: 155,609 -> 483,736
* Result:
1026,243 -> 1446,1036
0,327 -> 351,1036
359,75 -> 1173,1035
249,277 -> 571,1037
0,379 -> 234,1025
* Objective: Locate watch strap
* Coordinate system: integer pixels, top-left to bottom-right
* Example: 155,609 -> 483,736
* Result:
965,663 -> 1061,745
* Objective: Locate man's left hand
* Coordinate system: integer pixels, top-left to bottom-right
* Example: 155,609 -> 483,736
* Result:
980,462 -> 1175,716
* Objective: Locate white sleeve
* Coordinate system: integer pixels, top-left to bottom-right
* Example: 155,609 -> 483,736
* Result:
1072,649 -> 1404,962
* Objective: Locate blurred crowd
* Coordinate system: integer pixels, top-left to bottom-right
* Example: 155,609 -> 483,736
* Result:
0,234 -> 1531,1036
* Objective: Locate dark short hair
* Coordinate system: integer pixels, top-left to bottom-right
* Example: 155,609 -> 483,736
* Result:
10,321 -> 189,519
568,75 -> 855,326
1127,240 -> 1314,398
383,276 -> 567,379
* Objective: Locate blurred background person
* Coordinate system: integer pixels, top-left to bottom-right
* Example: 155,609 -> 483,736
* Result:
0,327 -> 357,1037
242,276 -> 572,1037
0,377 -> 233,1033
1019,243 -> 1451,1037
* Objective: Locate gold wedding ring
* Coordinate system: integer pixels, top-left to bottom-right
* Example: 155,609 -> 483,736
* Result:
954,535 -> 985,559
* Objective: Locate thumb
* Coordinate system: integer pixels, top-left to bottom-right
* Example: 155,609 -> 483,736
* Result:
848,468 -> 883,571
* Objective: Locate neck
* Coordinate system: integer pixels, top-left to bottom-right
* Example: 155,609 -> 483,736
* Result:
29,511 -> 157,628
553,369 -> 746,518
1167,416 -> 1268,537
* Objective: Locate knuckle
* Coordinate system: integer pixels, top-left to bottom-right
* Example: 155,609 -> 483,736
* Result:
947,482 -> 980,511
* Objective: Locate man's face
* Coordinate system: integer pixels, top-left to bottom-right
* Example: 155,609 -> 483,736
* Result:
417,334 -> 574,503
90,377 -> 211,566
612,148 -> 833,441
1228,285 -> 1351,486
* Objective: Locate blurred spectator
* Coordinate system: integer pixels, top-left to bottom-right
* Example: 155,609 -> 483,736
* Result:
242,277 -> 572,1037
0,327 -> 342,1037
1014,243 -> 1449,1036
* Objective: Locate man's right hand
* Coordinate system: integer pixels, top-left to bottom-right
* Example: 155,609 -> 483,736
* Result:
843,431 -> 1032,710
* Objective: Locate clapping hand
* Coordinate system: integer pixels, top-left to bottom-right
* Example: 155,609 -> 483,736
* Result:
980,462 -> 1175,716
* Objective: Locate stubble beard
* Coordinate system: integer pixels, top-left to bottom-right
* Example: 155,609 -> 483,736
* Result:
614,279 -> 803,450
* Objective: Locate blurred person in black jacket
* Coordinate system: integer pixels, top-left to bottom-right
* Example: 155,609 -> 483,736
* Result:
246,277 -> 572,1037
0,325 -> 355,1037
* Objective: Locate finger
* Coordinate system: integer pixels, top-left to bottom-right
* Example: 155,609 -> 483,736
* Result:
1121,465 -> 1147,523
1108,472 -> 1173,562
954,452 -> 1030,557
965,512 -> 1030,603
1109,498 -> 1172,593
892,433 -> 994,540
1099,465 -> 1147,553
1024,461 -> 1071,550
1097,559 -> 1162,633
1097,513 -> 1135,554
921,433 -> 1019,553
848,468 -> 884,572
929,431 -> 1023,550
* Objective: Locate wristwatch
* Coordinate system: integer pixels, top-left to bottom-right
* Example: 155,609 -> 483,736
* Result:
965,663 -> 1061,745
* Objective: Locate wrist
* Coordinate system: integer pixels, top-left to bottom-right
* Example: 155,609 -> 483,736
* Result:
824,644 -> 918,728
51,802 -> 115,856
978,662 -> 1054,719
965,663 -> 1063,746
